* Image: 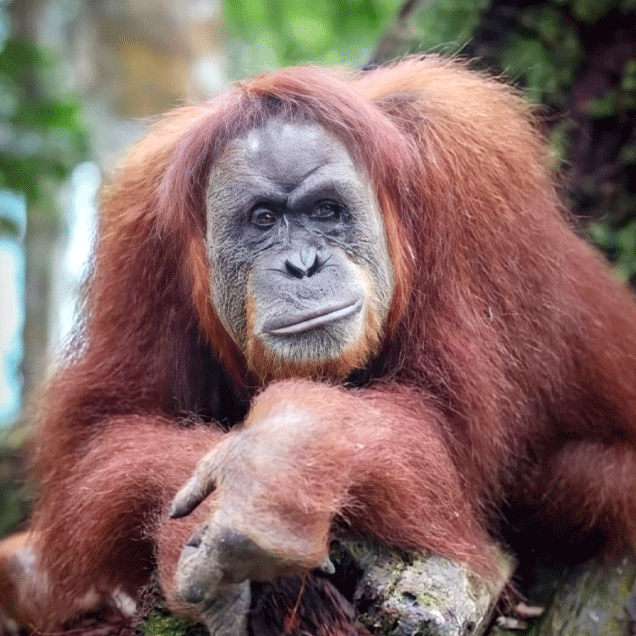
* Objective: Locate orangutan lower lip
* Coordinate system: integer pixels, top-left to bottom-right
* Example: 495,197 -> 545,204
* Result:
266,298 -> 363,335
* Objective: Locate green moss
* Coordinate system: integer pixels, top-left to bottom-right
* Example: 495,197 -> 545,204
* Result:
416,592 -> 439,607
143,610 -> 207,636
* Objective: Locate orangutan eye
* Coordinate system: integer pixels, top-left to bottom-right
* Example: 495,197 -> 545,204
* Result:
251,208 -> 277,228
311,201 -> 342,220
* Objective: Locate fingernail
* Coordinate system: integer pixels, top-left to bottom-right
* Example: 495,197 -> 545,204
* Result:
318,557 -> 336,575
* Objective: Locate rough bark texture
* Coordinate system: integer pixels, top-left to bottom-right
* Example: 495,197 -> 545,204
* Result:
536,558 -> 635,636
492,556 -> 636,636
336,541 -> 512,636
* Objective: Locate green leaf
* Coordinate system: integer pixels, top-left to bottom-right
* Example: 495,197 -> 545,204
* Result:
0,34 -> 89,207
0,39 -> 42,75
0,214 -> 19,237
586,91 -> 618,118
221,0 -> 402,73
415,0 -> 489,53
571,0 -> 618,23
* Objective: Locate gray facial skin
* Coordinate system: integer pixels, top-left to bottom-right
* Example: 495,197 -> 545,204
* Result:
205,119 -> 394,370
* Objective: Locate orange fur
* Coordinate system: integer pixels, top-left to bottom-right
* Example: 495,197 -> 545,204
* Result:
0,532 -> 41,631
0,57 -> 633,634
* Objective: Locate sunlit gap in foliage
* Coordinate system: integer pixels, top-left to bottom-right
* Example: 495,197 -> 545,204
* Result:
0,162 -> 99,428
0,191 -> 25,426
49,162 -> 99,364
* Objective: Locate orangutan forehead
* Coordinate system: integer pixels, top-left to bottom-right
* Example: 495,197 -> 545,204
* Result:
214,120 -> 359,184
206,119 -> 373,211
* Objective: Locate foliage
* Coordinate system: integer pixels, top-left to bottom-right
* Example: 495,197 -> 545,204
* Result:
414,0 -> 490,55
143,609 -> 207,636
0,7 -> 89,529
0,444 -> 30,537
0,34 -> 88,232
221,0 -> 403,76
411,0 -> 636,282
588,220 -> 636,284
0,210 -> 19,236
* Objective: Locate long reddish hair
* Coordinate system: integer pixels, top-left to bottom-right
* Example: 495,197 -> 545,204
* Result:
25,57 -> 636,629
36,56 -> 636,514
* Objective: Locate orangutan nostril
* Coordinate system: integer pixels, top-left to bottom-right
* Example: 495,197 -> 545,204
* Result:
186,524 -> 208,549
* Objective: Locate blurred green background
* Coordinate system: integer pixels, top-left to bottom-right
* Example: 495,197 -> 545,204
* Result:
0,0 -> 635,536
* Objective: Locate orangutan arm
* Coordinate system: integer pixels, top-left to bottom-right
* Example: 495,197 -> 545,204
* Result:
27,416 -> 222,627
170,380 -> 499,606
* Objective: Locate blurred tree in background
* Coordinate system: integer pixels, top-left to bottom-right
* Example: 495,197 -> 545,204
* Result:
0,35 -> 88,211
221,0 -> 401,73
1,0 -> 88,399
0,0 -> 88,536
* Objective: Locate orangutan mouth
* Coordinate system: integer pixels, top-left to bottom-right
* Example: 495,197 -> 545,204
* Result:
265,298 -> 363,335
